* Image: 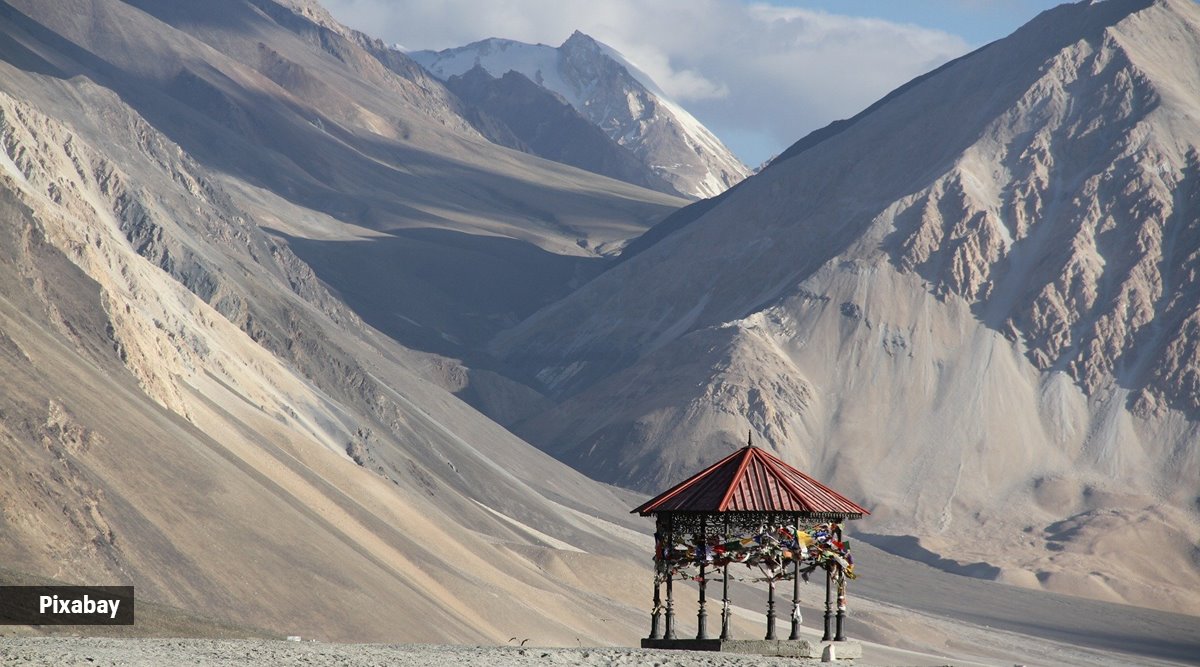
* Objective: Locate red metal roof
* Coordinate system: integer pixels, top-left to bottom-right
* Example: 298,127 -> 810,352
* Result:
631,445 -> 870,518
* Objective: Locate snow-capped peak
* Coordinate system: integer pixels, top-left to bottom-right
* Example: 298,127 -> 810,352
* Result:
411,32 -> 748,198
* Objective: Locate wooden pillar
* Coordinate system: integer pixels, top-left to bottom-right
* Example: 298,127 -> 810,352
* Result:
649,578 -> 663,639
835,577 -> 847,641
833,521 -> 847,641
789,519 -> 802,640
764,514 -> 778,640
665,574 -> 677,639
649,520 -> 663,640
664,515 -> 677,639
719,516 -> 731,640
821,567 -> 833,641
696,516 -> 708,639
765,577 -> 777,640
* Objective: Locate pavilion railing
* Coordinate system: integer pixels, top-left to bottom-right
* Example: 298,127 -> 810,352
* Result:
649,514 -> 856,642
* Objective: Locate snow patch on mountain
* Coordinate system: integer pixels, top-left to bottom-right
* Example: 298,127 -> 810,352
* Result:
411,33 -> 749,199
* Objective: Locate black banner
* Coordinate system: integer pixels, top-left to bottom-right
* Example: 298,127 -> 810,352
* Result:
0,586 -> 134,625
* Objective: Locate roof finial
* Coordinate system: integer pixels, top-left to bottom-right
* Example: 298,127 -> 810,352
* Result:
747,429 -> 753,448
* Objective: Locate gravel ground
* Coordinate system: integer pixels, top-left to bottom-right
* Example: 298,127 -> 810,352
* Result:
0,638 -> 917,667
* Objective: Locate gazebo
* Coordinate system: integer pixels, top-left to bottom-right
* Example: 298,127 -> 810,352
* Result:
632,436 -> 869,656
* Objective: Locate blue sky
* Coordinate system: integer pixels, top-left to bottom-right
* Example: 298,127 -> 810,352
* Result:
324,0 -> 1074,166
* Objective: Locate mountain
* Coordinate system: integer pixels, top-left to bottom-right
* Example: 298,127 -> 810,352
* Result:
444,65 -> 679,196
0,0 -> 686,643
4,0 -> 1200,662
493,0 -> 1200,615
411,32 -> 750,199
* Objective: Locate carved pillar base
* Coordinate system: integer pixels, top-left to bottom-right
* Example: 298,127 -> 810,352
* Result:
649,579 -> 663,640
789,547 -> 802,640
720,564 -> 732,640
835,583 -> 847,642
821,569 -> 833,641
665,573 -> 677,639
764,579 -> 777,640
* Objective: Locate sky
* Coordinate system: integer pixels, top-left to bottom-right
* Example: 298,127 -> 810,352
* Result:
321,0 -> 1066,167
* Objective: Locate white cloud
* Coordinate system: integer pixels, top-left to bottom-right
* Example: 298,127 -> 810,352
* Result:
320,0 -> 970,166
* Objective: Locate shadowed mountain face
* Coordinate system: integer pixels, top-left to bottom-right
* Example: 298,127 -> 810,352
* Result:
0,0 -> 683,358
0,0 -> 685,644
494,0 -> 1200,615
446,66 -> 681,197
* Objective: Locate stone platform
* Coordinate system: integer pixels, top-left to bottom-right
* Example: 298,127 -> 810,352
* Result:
640,638 -> 862,659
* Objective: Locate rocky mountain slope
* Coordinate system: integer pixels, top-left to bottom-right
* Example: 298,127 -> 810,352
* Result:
494,0 -> 1200,615
0,0 -> 685,643
1,0 -> 685,357
412,32 -> 750,199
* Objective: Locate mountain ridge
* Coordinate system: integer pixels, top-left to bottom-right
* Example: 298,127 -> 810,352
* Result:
411,32 -> 750,199
493,0 -> 1200,614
